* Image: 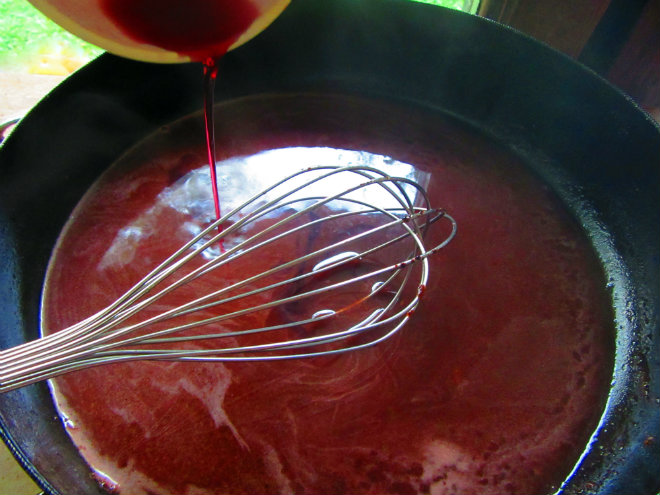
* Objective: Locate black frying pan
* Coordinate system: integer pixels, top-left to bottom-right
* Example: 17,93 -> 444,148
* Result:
1,0 -> 658,493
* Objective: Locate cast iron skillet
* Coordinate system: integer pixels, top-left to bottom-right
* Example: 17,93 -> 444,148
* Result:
1,0 -> 658,493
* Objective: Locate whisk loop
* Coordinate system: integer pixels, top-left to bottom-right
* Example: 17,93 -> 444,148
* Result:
0,165 -> 456,392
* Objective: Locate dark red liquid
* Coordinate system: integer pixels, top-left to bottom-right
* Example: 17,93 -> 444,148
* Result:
42,95 -> 614,495
100,0 -> 259,60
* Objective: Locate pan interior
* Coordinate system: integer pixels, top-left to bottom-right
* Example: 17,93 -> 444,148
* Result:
38,93 -> 615,495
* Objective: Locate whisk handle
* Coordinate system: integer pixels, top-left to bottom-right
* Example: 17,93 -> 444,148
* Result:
0,331 -> 97,393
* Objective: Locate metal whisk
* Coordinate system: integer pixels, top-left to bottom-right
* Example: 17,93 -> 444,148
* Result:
0,165 -> 456,393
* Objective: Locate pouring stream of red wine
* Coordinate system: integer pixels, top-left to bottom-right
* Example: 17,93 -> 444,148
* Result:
202,58 -> 224,250
99,0 -> 264,250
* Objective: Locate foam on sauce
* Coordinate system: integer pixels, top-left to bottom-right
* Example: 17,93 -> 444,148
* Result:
41,94 -> 614,494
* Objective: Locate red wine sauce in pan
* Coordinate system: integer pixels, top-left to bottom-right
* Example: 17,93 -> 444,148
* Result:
42,95 -> 614,495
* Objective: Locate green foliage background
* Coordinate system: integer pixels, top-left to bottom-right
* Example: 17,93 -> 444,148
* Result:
0,0 -> 477,70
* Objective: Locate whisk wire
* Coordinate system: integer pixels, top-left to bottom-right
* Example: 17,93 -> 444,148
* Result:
0,165 -> 456,392
1,207 -> 428,381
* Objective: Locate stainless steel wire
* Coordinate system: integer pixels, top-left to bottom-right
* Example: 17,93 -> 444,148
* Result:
0,165 -> 456,392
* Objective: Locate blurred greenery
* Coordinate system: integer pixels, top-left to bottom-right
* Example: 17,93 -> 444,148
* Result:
0,0 -> 100,55
0,0 -> 477,73
0,0 -> 102,72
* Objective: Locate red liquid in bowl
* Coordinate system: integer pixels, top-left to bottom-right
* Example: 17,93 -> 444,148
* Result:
42,95 -> 614,494
100,0 -> 259,60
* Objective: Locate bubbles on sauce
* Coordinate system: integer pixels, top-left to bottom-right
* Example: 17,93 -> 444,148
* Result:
59,411 -> 77,430
91,469 -> 120,494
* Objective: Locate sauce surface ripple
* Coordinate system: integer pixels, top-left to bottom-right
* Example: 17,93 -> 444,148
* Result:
42,94 -> 614,495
